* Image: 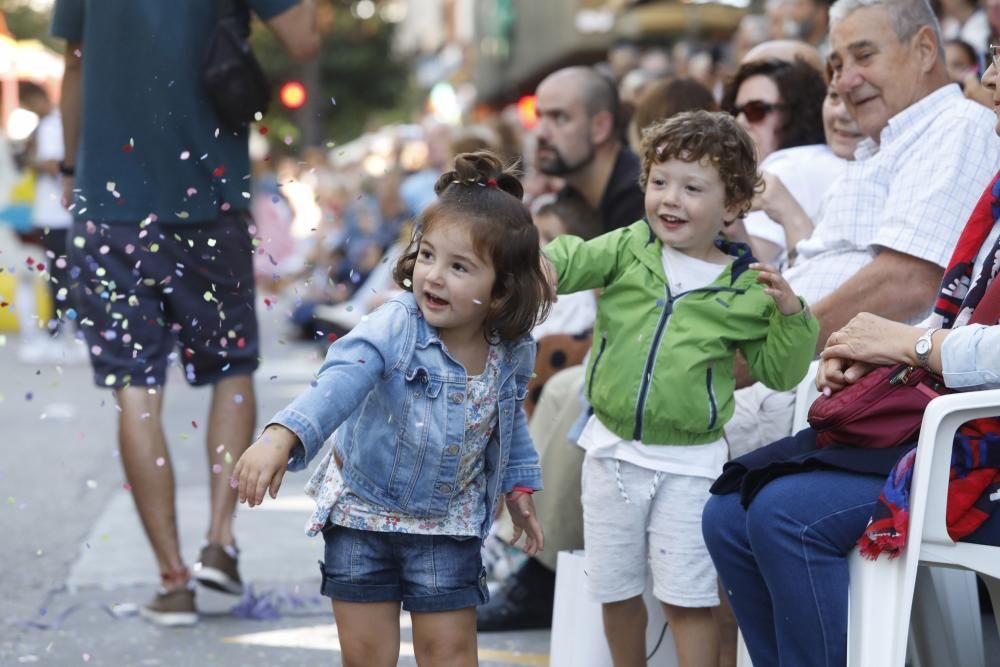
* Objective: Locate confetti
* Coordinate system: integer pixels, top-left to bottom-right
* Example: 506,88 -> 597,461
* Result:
212,463 -> 223,474
155,457 -> 165,467
180,151 -> 190,160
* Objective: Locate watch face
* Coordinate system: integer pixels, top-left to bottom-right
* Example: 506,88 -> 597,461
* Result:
915,339 -> 931,355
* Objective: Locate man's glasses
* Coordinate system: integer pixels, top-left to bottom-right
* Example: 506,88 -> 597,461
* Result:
990,44 -> 1000,71
730,100 -> 785,123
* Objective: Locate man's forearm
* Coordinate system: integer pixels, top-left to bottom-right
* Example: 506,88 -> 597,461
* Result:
60,43 -> 82,168
810,248 -> 943,352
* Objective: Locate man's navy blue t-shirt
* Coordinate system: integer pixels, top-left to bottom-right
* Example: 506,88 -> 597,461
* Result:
51,0 -> 297,224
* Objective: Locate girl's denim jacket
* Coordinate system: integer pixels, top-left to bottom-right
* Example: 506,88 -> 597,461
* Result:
270,292 -> 543,539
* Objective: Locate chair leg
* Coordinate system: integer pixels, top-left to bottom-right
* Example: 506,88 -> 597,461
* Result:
909,567 -> 984,667
982,574 -> 1000,642
847,551 -> 915,667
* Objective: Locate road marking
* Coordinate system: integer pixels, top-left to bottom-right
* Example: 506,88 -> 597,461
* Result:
223,623 -> 549,665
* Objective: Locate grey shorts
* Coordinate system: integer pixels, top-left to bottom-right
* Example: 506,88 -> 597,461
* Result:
582,456 -> 719,608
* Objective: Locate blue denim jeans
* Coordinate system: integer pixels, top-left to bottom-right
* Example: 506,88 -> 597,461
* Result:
320,524 -> 488,613
702,469 -> 1000,667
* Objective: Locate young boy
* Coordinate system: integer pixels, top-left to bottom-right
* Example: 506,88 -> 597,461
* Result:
542,110 -> 819,667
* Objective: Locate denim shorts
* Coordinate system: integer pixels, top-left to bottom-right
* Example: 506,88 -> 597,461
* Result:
320,524 -> 488,613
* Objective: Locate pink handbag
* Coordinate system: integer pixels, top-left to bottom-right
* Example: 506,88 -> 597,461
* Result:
807,364 -> 949,448
807,280 -> 1000,449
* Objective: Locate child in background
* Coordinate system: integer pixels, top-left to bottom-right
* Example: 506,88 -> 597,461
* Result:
542,110 -> 819,667
234,151 -> 554,667
530,189 -> 602,341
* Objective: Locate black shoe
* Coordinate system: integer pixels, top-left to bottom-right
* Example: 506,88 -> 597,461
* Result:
477,558 -> 556,631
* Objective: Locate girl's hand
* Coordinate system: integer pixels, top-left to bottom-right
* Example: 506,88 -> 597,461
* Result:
505,492 -> 544,557
751,263 -> 801,315
233,425 -> 299,507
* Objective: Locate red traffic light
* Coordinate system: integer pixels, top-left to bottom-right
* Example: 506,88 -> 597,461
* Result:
517,95 -> 537,129
280,81 -> 307,109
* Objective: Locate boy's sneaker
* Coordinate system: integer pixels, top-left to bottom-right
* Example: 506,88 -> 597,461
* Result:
193,544 -> 243,595
139,587 -> 197,627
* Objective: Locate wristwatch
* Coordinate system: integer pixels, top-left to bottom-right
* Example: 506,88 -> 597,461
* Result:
58,161 -> 75,177
914,328 -> 940,370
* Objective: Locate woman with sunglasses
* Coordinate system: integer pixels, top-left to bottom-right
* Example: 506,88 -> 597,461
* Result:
722,57 -> 843,265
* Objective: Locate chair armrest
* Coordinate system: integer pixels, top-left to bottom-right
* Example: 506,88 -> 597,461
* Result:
909,389 -> 1000,546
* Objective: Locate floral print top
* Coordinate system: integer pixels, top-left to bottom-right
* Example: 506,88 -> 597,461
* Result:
303,344 -> 503,537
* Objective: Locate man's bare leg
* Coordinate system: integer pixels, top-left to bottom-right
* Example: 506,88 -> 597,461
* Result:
116,385 -> 186,585
204,374 -> 256,546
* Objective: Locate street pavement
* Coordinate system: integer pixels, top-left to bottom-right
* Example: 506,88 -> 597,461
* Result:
0,301 -> 549,666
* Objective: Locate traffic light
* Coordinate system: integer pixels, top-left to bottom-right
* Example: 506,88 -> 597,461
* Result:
279,81 -> 307,110
517,95 -> 537,129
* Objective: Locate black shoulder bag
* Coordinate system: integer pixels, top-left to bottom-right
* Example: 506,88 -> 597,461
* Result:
203,0 -> 271,130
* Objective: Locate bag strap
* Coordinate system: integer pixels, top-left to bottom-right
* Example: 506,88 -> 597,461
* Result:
219,0 -> 251,36
969,276 -> 1000,325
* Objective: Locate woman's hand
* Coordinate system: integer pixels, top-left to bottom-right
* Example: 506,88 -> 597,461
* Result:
816,355 -> 876,393
752,172 -> 793,221
751,263 -> 802,315
233,424 -> 299,507
816,313 -> 924,392
505,492 -> 544,557
820,313 -> 920,367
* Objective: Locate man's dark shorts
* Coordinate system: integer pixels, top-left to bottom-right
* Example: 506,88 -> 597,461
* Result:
69,211 -> 259,388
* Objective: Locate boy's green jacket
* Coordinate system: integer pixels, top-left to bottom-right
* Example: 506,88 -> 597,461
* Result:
544,220 -> 820,445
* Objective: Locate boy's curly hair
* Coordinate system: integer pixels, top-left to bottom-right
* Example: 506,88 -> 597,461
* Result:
393,151 -> 553,341
639,110 -> 762,220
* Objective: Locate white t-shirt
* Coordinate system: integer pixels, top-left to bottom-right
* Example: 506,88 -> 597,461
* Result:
32,111 -> 72,229
532,289 -> 596,339
743,144 -> 847,261
577,244 -> 731,479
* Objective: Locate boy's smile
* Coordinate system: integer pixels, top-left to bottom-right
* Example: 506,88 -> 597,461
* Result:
644,157 -> 740,263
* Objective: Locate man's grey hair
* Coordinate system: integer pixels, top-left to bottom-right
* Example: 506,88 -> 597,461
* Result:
830,0 -> 944,57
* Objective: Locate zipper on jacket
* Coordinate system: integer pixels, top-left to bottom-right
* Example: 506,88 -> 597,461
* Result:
633,286 -> 673,440
588,331 -> 608,398
706,366 -> 718,429
632,284 -> 746,441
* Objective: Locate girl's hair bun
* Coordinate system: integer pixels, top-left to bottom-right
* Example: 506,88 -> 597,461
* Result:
434,151 -> 524,201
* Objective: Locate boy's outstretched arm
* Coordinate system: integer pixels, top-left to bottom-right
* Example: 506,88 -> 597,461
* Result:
234,424 -> 300,507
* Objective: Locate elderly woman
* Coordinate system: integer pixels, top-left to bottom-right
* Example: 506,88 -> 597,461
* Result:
748,70 -> 864,262
723,57 -> 844,265
702,58 -> 1000,666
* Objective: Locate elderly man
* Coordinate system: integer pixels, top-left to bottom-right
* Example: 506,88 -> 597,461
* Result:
726,0 -> 999,460
703,1 -> 1000,664
477,66 -> 644,632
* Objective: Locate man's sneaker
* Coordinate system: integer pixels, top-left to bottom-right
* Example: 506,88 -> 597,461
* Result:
139,587 -> 197,627
193,544 -> 243,595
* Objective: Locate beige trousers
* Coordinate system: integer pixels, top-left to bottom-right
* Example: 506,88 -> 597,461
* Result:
495,364 -> 587,570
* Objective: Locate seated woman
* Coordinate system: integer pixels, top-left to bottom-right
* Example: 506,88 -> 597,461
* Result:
701,62 -> 1000,667
748,67 -> 864,263
723,58 -> 844,265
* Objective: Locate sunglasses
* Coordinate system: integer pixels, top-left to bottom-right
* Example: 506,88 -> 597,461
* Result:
730,100 -> 785,123
990,44 -> 1000,71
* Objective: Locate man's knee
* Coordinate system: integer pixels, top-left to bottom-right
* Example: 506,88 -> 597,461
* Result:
701,493 -> 744,555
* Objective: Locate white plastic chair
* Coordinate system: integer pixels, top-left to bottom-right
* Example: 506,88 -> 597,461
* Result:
845,388 -> 1000,666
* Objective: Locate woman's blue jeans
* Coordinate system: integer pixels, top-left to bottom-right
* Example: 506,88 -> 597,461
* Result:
703,469 -> 1000,667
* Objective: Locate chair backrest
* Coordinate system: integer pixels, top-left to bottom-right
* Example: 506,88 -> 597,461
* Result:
791,359 -> 821,433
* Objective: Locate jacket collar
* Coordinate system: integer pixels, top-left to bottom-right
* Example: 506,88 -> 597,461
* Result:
633,219 -> 757,286
398,292 -> 534,366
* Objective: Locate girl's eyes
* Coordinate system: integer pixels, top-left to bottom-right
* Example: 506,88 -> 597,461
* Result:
686,185 -> 701,193
419,250 -> 433,260
452,263 -> 467,273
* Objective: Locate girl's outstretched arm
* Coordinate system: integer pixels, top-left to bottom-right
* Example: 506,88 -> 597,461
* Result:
234,424 -> 299,507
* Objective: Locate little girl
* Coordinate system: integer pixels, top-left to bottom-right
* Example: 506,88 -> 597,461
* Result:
234,151 -> 553,667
